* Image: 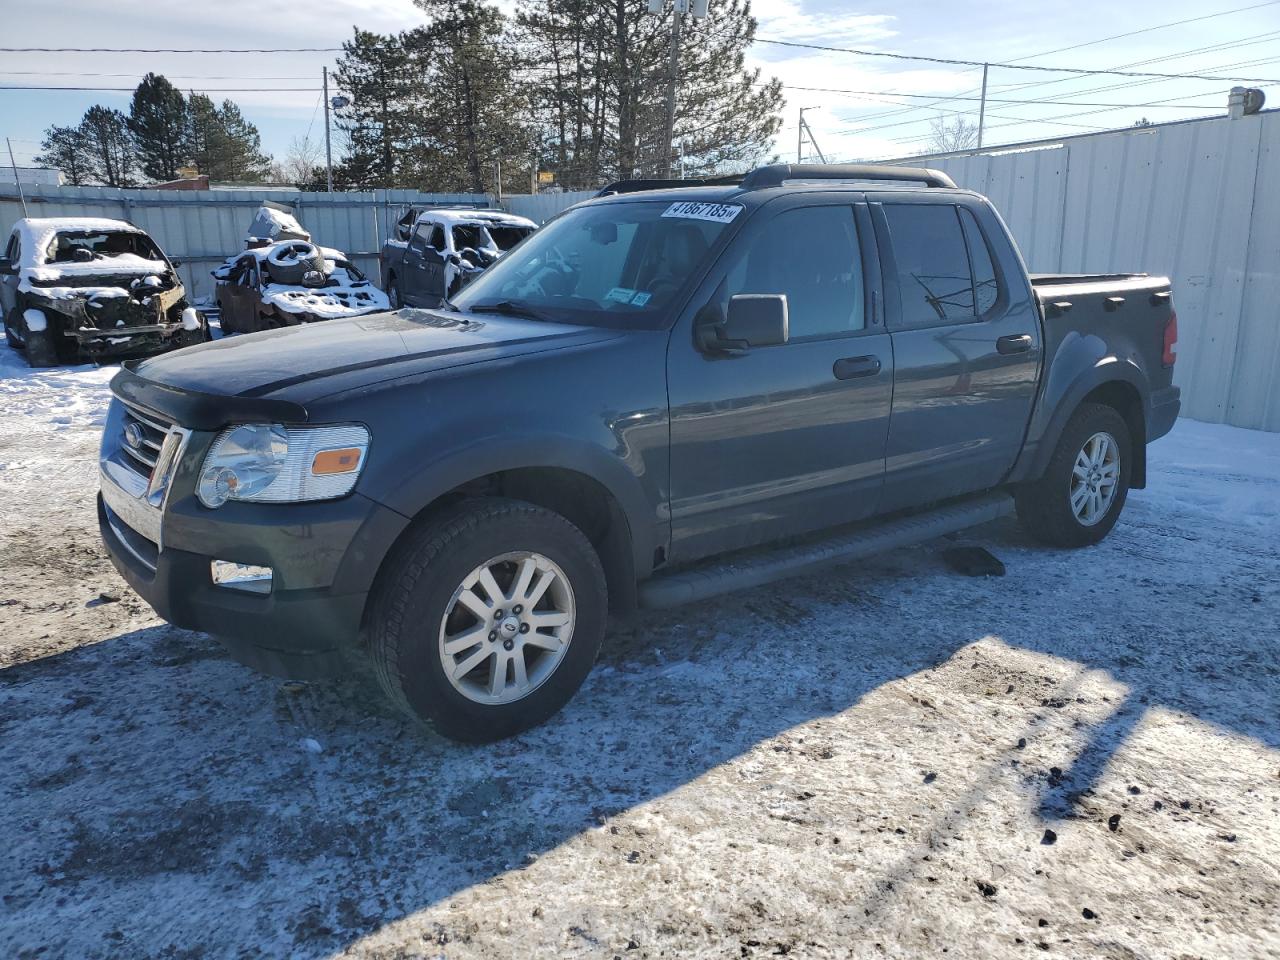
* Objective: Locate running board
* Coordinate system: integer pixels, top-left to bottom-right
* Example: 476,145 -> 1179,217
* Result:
638,492 -> 1014,610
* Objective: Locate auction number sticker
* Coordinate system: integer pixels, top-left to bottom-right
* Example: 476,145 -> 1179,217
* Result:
662,201 -> 742,224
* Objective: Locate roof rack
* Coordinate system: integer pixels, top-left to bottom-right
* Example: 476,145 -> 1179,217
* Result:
591,163 -> 956,199
593,175 -> 745,197
739,163 -> 957,190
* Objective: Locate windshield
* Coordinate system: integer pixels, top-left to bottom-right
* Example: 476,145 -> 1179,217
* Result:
47,231 -> 164,264
487,225 -> 532,251
451,200 -> 740,326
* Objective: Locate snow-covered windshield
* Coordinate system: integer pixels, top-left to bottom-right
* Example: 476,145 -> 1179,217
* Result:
46,231 -> 164,264
451,201 -> 739,326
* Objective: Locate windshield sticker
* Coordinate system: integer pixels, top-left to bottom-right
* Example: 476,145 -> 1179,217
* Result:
662,201 -> 742,224
630,291 -> 652,306
605,286 -> 638,303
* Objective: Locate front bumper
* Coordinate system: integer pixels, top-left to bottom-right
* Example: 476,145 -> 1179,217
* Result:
98,414 -> 408,679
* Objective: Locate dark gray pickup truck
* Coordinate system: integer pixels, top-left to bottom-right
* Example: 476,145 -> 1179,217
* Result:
97,164 -> 1180,742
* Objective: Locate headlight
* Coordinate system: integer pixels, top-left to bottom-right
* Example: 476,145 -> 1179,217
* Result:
197,423 -> 369,508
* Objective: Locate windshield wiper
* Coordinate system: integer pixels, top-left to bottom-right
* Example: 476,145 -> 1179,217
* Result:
466,299 -> 552,322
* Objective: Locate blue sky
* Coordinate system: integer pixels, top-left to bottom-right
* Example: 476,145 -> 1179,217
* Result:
1,0 -> 1277,176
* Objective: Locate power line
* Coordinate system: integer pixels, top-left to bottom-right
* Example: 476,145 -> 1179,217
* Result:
776,84 -> 1223,111
1001,0 -> 1280,64
0,85 -> 321,92
0,70 -> 316,80
0,46 -> 342,53
813,41 -> 1280,142
788,24 -> 1280,136
752,37 -> 1280,83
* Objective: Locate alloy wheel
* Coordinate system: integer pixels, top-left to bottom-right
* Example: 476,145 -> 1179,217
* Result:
1069,431 -> 1120,526
438,551 -> 575,705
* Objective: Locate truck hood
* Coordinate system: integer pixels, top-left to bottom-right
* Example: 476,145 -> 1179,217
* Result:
130,307 -> 618,403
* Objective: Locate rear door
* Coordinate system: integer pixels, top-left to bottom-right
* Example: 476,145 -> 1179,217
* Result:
871,196 -> 1041,510
667,198 -> 893,562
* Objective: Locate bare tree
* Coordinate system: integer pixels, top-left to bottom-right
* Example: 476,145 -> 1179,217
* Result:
273,134 -> 324,185
926,116 -> 979,154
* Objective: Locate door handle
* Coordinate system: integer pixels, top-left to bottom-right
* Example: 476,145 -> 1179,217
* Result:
996,334 -> 1033,355
833,355 -> 881,380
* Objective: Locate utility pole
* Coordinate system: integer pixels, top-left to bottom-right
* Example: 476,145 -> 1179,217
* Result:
660,4 -> 683,179
652,0 -> 707,179
323,66 -> 333,193
6,138 -> 28,216
977,62 -> 989,149
797,107 -> 825,164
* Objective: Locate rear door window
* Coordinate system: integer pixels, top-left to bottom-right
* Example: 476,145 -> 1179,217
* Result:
959,207 -> 1000,315
882,204 -> 977,327
409,224 -> 430,254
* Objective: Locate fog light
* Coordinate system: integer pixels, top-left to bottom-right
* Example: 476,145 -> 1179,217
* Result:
211,560 -> 273,594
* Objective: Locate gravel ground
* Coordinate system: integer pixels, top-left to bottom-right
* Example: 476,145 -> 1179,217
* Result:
1,348 -> 1278,960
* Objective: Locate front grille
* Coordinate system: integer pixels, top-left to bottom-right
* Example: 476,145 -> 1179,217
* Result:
120,402 -> 175,478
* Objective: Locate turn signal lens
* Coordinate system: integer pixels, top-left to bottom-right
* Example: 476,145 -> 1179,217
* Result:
312,448 -> 363,475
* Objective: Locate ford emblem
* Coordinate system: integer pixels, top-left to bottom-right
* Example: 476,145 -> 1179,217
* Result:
124,422 -> 146,450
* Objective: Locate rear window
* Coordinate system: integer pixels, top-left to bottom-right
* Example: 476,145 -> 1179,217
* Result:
487,226 -> 532,251
46,231 -> 163,264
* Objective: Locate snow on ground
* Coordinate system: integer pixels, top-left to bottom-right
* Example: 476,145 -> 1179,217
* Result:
0,350 -> 1277,960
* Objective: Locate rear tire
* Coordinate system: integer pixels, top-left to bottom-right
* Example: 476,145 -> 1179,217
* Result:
387,276 -> 402,310
1016,403 -> 1131,548
367,498 -> 607,743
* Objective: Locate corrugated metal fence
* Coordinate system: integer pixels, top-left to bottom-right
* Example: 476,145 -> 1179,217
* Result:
0,184 -> 493,301
902,111 -> 1280,432
503,190 -> 594,224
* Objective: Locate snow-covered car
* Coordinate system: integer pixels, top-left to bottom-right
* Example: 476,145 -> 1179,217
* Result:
380,208 -> 537,308
0,218 -> 206,367
212,240 -> 390,333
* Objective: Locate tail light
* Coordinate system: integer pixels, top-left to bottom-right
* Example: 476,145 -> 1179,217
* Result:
1162,309 -> 1178,368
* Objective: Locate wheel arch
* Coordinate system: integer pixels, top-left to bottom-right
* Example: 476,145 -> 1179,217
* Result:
1016,359 -> 1149,489
360,455 -> 645,626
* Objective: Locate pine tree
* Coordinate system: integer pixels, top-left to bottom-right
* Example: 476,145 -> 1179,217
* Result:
78,106 -> 137,187
187,94 -> 272,182
518,0 -> 781,187
34,125 -> 94,185
212,100 -> 272,181
332,30 -> 419,189
128,73 -> 189,182
412,0 -> 534,193
669,0 -> 783,176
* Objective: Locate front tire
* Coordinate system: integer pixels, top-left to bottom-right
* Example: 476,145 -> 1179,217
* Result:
24,324 -> 59,367
1016,403 -> 1131,548
367,499 -> 608,743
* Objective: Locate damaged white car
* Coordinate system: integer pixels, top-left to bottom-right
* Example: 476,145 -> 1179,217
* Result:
0,218 -> 207,367
213,207 -> 390,333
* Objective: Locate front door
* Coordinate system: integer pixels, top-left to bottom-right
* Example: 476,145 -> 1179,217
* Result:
667,199 -> 893,563
403,223 -> 434,305
871,197 -> 1042,511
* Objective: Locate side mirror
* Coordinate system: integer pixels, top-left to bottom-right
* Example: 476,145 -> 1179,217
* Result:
169,258 -> 183,269
0,258 -> 14,276
697,294 -> 789,355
